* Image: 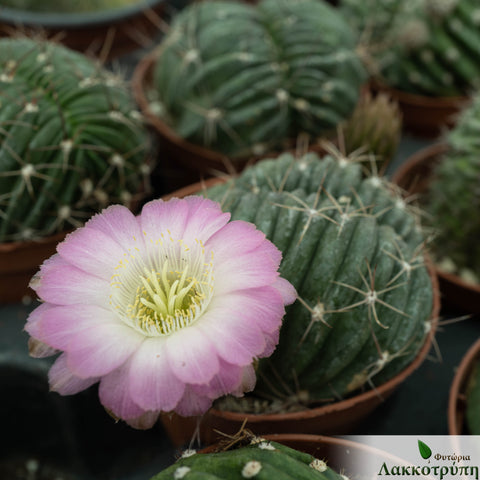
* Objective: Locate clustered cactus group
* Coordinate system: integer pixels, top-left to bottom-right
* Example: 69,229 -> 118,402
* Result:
0,37 -> 150,243
205,150 -> 433,412
425,93 -> 480,284
148,0 -> 366,158
341,0 -> 480,97
153,433 -> 348,480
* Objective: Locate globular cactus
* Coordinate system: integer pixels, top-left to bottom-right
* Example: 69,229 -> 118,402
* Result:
342,0 -> 480,97
204,150 -> 433,411
152,433 -> 347,480
425,93 -> 480,284
148,0 -> 366,158
0,37 -> 151,243
339,91 -> 402,172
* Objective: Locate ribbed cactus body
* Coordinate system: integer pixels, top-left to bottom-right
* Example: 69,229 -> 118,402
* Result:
342,0 -> 480,97
151,0 -> 366,158
0,38 -> 150,242
206,152 -> 432,408
152,437 -> 345,480
426,94 -> 480,282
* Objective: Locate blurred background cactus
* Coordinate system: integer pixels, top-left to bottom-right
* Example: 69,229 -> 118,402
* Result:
147,0 -> 366,159
204,150 -> 433,413
425,93 -> 480,285
0,37 -> 151,243
338,91 -> 402,172
341,0 -> 480,97
466,359 -> 480,434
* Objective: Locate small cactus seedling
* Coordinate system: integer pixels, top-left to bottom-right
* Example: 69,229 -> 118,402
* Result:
204,150 -> 433,411
339,91 -> 402,172
342,0 -> 480,97
148,0 -> 366,159
0,37 -> 151,243
152,431 -> 348,480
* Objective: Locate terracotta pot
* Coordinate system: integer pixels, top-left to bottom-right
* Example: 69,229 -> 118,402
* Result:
160,174 -> 440,447
0,231 -> 67,303
448,338 -> 480,435
371,81 -> 470,138
392,143 -> 480,313
0,0 -> 164,60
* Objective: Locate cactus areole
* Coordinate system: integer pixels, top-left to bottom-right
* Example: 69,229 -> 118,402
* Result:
149,0 -> 366,158
205,151 -> 434,412
0,37 -> 150,243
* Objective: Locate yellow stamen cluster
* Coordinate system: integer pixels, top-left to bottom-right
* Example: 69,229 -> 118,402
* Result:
110,234 -> 214,336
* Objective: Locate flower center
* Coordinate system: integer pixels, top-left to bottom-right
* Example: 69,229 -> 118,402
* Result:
110,236 -> 214,336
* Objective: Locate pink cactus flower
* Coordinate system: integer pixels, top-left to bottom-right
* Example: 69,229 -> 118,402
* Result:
24,196 -> 296,429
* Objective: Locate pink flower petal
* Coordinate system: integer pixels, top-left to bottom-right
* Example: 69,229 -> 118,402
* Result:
128,337 -> 185,412
28,338 -> 58,358
57,227 -> 126,280
198,301 -> 267,365
191,359 -> 246,399
180,196 -> 230,242
65,319 -> 144,378
99,362 -> 146,420
140,197 -> 230,246
32,254 -> 110,306
174,386 -> 213,417
166,327 -> 220,385
206,220 -> 275,264
49,354 -> 99,395
125,411 -> 160,430
24,302 -> 54,339
273,277 -> 297,305
213,252 -> 280,296
85,204 -> 144,252
231,364 -> 256,396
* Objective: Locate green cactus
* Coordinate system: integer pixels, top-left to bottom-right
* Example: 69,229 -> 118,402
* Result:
152,433 -> 347,480
148,0 -> 366,159
341,0 -> 480,97
466,359 -> 480,435
204,150 -> 433,412
425,94 -> 480,284
0,37 -> 151,243
339,91 -> 402,172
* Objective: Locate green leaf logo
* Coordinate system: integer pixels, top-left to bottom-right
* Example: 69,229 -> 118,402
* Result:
418,440 -> 432,459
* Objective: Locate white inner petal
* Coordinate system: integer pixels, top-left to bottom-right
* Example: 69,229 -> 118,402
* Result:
109,234 -> 214,337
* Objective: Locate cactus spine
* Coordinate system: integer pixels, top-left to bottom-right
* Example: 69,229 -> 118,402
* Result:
205,151 -> 433,412
149,0 -> 366,158
0,37 -> 150,243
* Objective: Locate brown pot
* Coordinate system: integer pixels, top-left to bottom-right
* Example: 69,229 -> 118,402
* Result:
448,338 -> 480,435
0,231 -> 67,303
0,1 -> 164,60
392,143 -> 480,313
371,81 -> 470,138
160,174 -> 440,447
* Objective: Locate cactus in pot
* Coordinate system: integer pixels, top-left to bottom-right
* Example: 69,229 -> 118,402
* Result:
424,93 -> 480,285
203,150 -> 433,412
0,37 -> 151,243
147,0 -> 366,159
153,432 -> 347,480
466,359 -> 480,434
341,0 -> 480,97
